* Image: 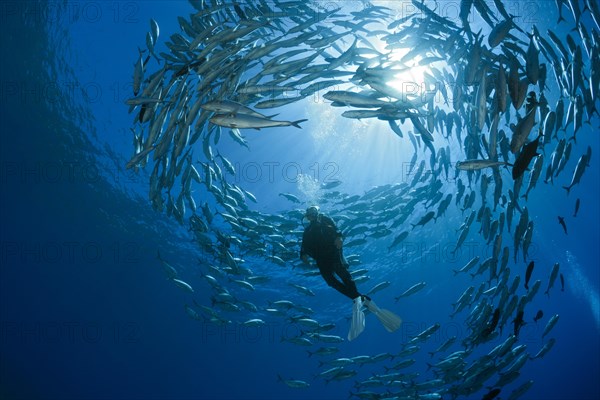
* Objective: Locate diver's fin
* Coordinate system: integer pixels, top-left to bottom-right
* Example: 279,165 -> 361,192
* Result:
348,297 -> 366,341
364,299 -> 402,333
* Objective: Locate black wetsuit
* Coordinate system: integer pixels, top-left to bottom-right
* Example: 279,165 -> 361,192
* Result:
300,214 -> 360,300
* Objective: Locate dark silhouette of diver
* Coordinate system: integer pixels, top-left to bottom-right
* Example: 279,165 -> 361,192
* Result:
300,206 -> 360,300
299,206 -> 402,340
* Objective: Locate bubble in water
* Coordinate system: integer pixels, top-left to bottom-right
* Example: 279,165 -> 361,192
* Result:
566,251 -> 600,330
297,173 -> 321,204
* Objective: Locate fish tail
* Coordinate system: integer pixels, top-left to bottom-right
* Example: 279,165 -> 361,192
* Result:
569,135 -> 577,144
291,119 -> 308,129
562,185 -> 571,195
557,15 -> 566,24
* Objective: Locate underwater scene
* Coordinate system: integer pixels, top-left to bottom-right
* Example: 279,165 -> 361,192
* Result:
1,0 -> 599,399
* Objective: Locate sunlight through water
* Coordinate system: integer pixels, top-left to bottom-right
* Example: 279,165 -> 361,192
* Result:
566,250 -> 600,330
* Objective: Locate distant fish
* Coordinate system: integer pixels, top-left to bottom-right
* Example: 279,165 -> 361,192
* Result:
456,159 -> 511,171
510,108 -> 537,154
323,90 -> 392,108
560,273 -> 565,292
367,281 -> 391,296
524,261 -> 534,290
555,0 -> 567,23
533,310 -> 544,323
573,198 -> 580,217
321,180 -> 342,190
201,100 -> 275,119
411,211 -> 435,229
562,155 -> 588,195
512,136 -> 541,180
233,3 -> 247,20
558,216 -> 568,234
156,249 -> 178,279
542,314 -> 560,338
482,388 -> 501,400
172,278 -> 194,293
488,18 -> 514,48
279,193 -> 302,203
277,374 -> 310,389
210,114 -> 308,129
395,282 -> 427,301
133,49 -> 145,96
482,308 -> 501,337
545,263 -> 560,296
388,231 -> 409,252
513,310 -> 525,337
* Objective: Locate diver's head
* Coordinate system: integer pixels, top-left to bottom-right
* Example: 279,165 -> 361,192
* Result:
305,205 -> 320,222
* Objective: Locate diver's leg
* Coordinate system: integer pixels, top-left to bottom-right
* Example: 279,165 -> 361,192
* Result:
319,265 -> 357,300
332,260 -> 360,299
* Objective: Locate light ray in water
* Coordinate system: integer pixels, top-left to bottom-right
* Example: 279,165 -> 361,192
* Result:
386,51 -> 431,97
566,250 -> 600,330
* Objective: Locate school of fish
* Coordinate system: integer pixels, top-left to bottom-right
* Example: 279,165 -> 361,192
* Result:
126,0 -> 598,399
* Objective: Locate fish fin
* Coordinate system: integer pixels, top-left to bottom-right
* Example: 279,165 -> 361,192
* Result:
291,119 -> 308,129
562,186 -> 571,195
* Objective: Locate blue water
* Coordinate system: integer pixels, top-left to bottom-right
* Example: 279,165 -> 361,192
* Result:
1,1 -> 599,399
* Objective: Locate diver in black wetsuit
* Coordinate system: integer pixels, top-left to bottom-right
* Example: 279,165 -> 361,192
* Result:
300,206 -> 402,340
299,206 -> 361,300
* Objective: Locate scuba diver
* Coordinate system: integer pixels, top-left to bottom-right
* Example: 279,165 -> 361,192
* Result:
300,206 -> 402,340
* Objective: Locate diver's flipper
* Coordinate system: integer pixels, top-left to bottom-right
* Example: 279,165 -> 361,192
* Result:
364,299 -> 402,333
348,297 -> 366,341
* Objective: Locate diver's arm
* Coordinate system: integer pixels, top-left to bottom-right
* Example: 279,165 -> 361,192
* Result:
321,215 -> 344,247
300,230 -> 311,262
